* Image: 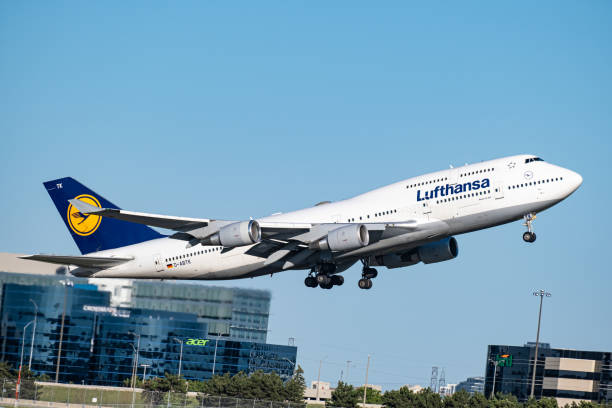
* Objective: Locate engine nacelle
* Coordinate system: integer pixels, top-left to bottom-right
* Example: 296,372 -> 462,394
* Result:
206,220 -> 261,247
417,237 -> 458,264
370,252 -> 420,269
370,237 -> 458,269
310,224 -> 369,252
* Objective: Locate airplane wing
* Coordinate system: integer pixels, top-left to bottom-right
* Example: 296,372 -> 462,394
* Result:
20,254 -> 132,269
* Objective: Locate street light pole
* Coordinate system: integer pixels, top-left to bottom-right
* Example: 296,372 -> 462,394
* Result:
141,364 -> 151,381
489,359 -> 499,399
28,299 -> 37,370
16,320 -> 34,401
55,280 -> 72,383
212,336 -> 220,376
173,338 -> 184,377
129,333 -> 141,389
530,290 -> 551,399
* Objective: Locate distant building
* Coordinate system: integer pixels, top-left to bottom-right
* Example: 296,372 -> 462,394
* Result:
401,384 -> 425,393
304,381 -> 332,403
439,384 -> 456,396
485,343 -> 611,406
455,377 -> 485,395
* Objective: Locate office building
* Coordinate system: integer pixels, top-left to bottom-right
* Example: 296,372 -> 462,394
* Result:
0,254 -> 295,385
455,377 -> 485,395
485,343 -> 611,406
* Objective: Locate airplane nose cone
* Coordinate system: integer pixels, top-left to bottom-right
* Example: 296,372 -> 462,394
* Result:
568,170 -> 583,193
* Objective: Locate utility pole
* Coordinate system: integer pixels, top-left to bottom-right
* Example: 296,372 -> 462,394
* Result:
363,355 -> 371,405
315,359 -> 324,401
55,280 -> 71,383
28,299 -> 37,370
530,290 -> 551,399
346,361 -> 351,384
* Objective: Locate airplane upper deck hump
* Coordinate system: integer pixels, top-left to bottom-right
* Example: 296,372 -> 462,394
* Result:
43,177 -> 164,255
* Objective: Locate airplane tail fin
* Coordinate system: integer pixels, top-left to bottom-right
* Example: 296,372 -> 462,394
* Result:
43,177 -> 164,254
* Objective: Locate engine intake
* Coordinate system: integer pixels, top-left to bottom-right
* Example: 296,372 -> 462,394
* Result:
310,224 -> 369,252
205,220 -> 261,247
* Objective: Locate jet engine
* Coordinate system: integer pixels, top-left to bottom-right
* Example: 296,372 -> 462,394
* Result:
310,224 -> 369,251
370,237 -> 458,269
418,237 -> 458,264
204,220 -> 261,247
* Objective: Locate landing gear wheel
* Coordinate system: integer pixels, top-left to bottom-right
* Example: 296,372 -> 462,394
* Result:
316,274 -> 331,286
320,282 -> 334,290
358,278 -> 373,290
304,276 -> 318,288
363,267 -> 378,279
523,232 -> 536,243
331,275 -> 344,286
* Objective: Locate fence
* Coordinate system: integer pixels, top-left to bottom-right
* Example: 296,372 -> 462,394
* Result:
0,378 -> 307,408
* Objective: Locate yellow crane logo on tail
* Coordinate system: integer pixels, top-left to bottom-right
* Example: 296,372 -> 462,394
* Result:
67,194 -> 102,236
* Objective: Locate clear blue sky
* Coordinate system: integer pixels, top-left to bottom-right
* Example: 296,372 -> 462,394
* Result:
1,1 -> 610,389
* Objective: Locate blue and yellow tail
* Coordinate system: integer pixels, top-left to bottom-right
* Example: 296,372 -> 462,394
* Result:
43,177 -> 163,254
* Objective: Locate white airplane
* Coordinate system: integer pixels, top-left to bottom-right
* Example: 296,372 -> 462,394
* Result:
24,154 -> 582,290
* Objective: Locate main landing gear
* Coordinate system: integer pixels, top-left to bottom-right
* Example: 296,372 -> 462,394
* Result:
522,213 -> 537,243
304,263 -> 344,290
358,259 -> 378,290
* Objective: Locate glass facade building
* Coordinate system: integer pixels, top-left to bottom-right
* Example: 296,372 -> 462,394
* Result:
0,271 -> 271,343
485,344 -> 611,405
0,276 -> 295,386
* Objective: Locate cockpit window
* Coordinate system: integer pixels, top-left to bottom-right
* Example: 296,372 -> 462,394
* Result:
525,157 -> 544,163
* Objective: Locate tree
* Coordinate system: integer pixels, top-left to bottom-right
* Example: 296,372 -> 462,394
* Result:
355,387 -> 383,404
328,381 -> 359,408
382,387 -> 443,408
444,389 -> 471,408
142,373 -> 187,406
284,365 -> 306,402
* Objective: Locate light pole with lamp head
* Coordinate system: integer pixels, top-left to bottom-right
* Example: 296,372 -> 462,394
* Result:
488,358 -> 499,399
16,320 -> 34,401
28,299 -> 37,370
141,364 -> 151,381
173,338 -> 184,377
530,290 -> 551,399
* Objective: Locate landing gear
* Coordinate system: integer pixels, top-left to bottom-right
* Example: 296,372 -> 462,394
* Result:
523,213 -> 537,243
358,258 -> 377,290
305,264 -> 343,289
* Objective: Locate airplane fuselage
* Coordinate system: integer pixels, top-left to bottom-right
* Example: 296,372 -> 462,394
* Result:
80,154 -> 582,280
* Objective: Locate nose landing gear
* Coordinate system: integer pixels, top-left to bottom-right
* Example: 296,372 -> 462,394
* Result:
523,213 -> 537,243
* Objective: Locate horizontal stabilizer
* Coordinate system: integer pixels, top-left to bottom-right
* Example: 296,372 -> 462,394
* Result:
68,199 -> 209,231
20,254 -> 132,269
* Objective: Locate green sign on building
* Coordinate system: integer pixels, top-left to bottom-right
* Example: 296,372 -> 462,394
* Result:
496,354 -> 513,367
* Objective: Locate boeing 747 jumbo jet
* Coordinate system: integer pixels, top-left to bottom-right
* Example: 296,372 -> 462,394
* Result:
24,154 -> 582,290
